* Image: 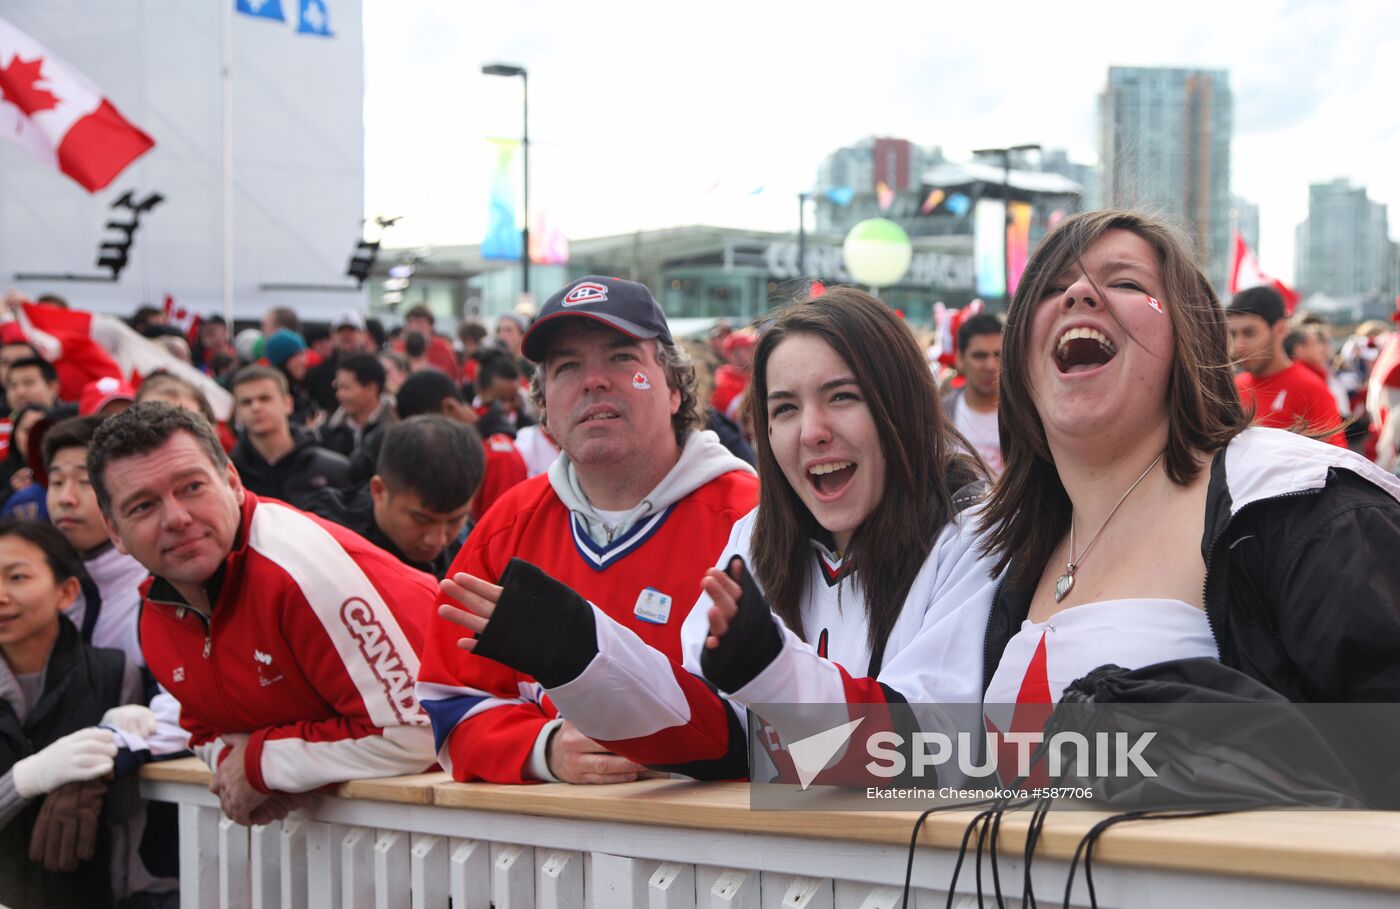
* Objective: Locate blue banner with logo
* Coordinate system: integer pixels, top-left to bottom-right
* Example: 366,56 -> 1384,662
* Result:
236,0 -> 286,21
297,0 -> 333,36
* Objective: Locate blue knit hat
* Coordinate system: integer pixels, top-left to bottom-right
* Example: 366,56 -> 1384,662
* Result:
264,329 -> 307,368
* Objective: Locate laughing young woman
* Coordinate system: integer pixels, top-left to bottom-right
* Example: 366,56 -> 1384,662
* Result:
433,289 -> 1001,778
978,209 -> 1400,709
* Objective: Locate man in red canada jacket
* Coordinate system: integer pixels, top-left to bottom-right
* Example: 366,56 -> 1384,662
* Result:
89,402 -> 439,825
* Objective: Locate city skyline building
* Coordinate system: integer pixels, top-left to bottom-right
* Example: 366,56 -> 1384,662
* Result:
1231,195 -> 1260,256
1099,66 -> 1233,290
1295,178 -> 1393,302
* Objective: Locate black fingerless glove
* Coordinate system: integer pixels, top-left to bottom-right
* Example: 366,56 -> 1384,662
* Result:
700,556 -> 785,694
472,558 -> 599,688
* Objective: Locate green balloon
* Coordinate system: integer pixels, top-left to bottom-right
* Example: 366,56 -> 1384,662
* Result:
843,218 -> 913,288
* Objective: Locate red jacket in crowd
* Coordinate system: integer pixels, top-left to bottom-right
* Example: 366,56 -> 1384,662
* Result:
1235,360 -> 1347,448
139,492 -> 440,793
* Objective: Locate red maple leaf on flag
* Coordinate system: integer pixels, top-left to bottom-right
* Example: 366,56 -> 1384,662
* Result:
0,54 -> 60,118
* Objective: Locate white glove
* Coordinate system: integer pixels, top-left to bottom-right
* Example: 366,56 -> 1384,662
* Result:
11,728 -> 117,799
100,705 -> 156,739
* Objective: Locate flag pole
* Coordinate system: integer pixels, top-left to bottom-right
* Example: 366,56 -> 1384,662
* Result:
220,0 -> 235,327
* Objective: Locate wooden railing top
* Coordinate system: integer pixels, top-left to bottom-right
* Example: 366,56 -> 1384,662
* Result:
143,758 -> 1400,892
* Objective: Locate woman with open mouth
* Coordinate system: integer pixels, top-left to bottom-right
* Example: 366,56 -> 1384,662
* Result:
433,288 -> 1003,779
976,210 -> 1400,762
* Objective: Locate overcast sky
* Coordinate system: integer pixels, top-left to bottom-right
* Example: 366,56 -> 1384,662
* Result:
363,0 -> 1400,281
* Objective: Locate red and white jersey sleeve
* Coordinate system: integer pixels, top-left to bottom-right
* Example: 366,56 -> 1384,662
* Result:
540,507 -> 1000,776
683,508 -> 998,710
416,523 -> 559,784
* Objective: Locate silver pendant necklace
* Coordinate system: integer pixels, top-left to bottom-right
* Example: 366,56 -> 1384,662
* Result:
1054,451 -> 1165,603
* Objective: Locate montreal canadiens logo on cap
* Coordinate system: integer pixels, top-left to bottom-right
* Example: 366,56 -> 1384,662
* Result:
562,281 -> 609,307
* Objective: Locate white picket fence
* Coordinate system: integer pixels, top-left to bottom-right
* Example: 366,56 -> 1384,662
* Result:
140,759 -> 1400,908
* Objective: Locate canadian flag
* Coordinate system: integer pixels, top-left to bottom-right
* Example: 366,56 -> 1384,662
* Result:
8,299 -> 232,420
0,16 -> 154,192
930,298 -> 985,369
16,301 -> 123,401
1229,229 -> 1300,314
163,294 -> 201,344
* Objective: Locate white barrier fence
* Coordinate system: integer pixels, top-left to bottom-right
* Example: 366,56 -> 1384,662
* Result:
141,759 -> 1400,908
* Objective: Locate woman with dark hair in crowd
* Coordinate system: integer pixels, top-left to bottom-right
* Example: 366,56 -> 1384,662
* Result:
0,406 -> 51,508
0,520 -> 149,908
431,288 -> 1000,778
977,209 -> 1400,715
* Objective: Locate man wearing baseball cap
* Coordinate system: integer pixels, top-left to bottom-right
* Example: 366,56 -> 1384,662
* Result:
306,311 -> 369,412
1227,285 -> 1346,447
417,276 -> 758,784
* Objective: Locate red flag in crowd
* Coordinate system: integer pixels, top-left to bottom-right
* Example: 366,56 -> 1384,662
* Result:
932,299 -> 986,369
17,301 -> 123,401
0,16 -> 155,192
163,294 -> 201,344
1229,229 -> 1300,314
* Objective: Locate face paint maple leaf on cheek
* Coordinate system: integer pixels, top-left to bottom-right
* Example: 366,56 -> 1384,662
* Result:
0,55 -> 60,118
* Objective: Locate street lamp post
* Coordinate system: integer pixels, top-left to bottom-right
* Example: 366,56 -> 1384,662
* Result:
973,143 -> 1040,302
482,63 -> 530,295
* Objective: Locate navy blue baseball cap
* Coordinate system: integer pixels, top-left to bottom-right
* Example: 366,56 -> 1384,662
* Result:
521,276 -> 674,363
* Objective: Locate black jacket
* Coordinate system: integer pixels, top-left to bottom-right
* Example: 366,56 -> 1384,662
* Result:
0,618 -> 129,909
231,425 -> 350,509
300,485 -> 462,578
304,351 -> 346,412
706,408 -> 755,466
985,427 -> 1400,702
318,399 -> 395,459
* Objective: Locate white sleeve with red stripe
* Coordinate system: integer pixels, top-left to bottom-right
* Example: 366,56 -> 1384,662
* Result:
540,515 -> 758,774
242,504 -> 436,793
148,687 -> 192,756
193,737 -> 229,773
542,509 -> 998,771
543,605 -> 747,772
687,507 -> 998,710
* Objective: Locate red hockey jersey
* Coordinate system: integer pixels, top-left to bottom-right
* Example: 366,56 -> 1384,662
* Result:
417,462 -> 757,783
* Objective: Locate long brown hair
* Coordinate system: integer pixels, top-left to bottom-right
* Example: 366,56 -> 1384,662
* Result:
748,288 -> 984,654
978,209 -> 1249,583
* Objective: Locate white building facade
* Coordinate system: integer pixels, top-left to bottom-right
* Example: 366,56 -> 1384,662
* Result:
0,0 -> 365,322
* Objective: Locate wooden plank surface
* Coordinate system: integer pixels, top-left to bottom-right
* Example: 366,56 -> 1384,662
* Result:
337,772 -> 448,804
143,759 -> 1400,890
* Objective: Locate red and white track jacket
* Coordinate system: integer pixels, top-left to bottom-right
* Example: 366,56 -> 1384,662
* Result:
139,492 -> 440,793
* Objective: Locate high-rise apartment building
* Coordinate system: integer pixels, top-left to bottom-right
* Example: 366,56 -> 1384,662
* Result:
1099,67 -> 1233,289
1231,196 -> 1260,255
1295,179 -> 1392,299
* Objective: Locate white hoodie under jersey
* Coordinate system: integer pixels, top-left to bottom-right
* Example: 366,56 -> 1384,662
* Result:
548,429 -> 755,547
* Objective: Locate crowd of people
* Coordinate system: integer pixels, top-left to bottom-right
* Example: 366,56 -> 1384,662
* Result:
2,209 -> 1400,907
